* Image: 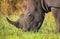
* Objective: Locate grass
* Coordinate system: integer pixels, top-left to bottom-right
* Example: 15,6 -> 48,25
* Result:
0,12 -> 60,39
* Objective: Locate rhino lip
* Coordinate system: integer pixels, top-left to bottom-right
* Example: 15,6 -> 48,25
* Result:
26,21 -> 43,32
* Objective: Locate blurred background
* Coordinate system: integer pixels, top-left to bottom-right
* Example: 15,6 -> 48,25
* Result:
0,0 -> 60,39
0,0 -> 27,16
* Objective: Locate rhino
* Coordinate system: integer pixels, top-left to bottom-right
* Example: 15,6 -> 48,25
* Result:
6,0 -> 60,32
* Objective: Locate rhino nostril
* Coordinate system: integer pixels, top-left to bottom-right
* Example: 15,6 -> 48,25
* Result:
28,28 -> 30,31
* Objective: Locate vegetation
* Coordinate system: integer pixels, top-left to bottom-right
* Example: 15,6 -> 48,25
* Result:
0,12 -> 60,39
0,0 -> 60,39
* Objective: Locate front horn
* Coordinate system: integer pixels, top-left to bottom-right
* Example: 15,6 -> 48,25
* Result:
6,17 -> 20,28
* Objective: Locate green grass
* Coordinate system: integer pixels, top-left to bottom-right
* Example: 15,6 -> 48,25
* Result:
0,13 -> 60,39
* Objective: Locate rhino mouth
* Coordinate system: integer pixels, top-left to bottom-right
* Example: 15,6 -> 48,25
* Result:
27,19 -> 44,32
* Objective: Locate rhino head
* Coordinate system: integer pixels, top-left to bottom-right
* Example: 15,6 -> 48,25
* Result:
6,0 -> 51,32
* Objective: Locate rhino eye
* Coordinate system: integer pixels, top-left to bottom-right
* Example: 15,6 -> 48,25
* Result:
36,1 -> 38,5
35,8 -> 37,11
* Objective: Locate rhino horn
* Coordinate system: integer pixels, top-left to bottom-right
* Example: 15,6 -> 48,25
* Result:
6,17 -> 20,28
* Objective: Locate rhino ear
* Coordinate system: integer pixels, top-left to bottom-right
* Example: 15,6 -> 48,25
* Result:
6,17 -> 20,28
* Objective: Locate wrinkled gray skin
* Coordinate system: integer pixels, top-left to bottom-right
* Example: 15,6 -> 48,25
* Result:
6,0 -> 60,32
